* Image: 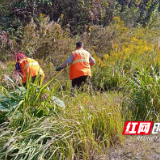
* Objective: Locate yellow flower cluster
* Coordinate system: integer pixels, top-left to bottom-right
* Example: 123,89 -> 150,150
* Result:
94,32 -> 158,74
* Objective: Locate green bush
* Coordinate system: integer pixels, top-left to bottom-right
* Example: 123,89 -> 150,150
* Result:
0,83 -> 124,159
123,69 -> 160,121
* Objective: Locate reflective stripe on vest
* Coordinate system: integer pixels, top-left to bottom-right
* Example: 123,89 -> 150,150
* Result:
23,62 -> 39,71
18,58 -> 44,83
69,49 -> 91,80
71,59 -> 89,65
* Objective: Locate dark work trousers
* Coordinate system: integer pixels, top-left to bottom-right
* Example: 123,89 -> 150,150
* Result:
71,76 -> 93,92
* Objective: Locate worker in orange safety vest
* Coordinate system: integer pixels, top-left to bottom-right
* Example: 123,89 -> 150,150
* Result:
56,41 -> 95,89
14,53 -> 45,86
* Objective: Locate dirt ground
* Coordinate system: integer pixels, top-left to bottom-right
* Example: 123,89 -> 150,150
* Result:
103,134 -> 160,160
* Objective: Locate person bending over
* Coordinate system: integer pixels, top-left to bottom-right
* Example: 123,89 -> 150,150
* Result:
14,53 -> 45,86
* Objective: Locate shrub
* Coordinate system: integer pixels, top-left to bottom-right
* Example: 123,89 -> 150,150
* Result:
123,69 -> 160,121
0,83 -> 124,159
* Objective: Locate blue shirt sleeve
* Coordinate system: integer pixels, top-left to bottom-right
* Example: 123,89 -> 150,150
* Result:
67,54 -> 74,65
60,54 -> 73,68
15,62 -> 21,72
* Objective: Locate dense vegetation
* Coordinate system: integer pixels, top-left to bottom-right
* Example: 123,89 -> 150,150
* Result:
1,0 -> 160,159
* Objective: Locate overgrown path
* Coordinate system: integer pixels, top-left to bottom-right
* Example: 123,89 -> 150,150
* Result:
104,134 -> 160,160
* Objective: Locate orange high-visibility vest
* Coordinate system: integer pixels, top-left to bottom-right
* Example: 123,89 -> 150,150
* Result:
69,49 -> 91,80
18,58 -> 44,83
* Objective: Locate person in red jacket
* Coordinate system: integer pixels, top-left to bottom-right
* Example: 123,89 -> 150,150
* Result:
56,41 -> 95,89
14,53 -> 44,86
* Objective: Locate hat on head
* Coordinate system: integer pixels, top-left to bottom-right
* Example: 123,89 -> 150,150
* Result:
15,53 -> 27,62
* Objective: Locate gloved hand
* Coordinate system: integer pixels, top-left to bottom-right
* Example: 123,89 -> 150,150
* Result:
56,66 -> 61,71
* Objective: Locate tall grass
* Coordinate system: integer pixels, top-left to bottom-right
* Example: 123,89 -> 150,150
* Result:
0,75 -> 124,160
1,16 -> 160,159
123,69 -> 160,121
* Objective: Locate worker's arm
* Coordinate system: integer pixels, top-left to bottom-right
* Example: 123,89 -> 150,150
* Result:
89,53 -> 95,67
60,53 -> 95,67
56,54 -> 73,71
15,62 -> 23,77
15,62 -> 21,72
60,54 -> 73,68
15,63 -> 22,75
13,62 -> 23,83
